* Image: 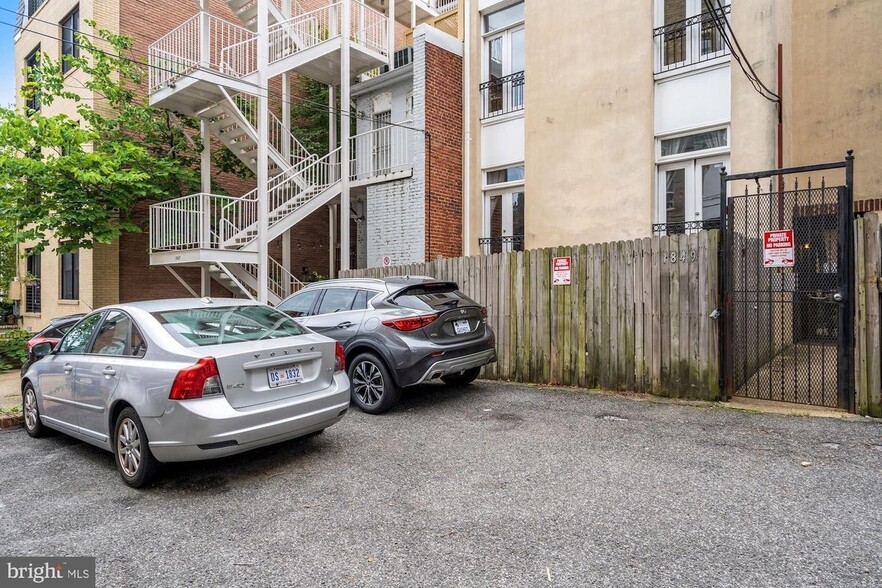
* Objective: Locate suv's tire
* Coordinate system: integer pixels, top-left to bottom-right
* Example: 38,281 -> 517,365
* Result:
114,407 -> 160,488
348,352 -> 401,415
22,384 -> 46,438
441,367 -> 482,387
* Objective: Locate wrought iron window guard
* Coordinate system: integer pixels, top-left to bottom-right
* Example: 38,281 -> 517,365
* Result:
653,4 -> 731,74
652,219 -> 721,236
479,71 -> 525,119
479,235 -> 525,254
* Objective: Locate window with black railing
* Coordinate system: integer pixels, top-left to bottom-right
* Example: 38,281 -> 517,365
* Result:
652,218 -> 721,236
25,250 -> 41,314
480,71 -> 524,119
654,3 -> 730,74
479,234 -> 525,255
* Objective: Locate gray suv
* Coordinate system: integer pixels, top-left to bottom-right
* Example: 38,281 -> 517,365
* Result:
277,277 -> 497,414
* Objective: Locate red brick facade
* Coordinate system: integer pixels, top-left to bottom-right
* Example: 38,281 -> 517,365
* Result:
424,42 -> 463,261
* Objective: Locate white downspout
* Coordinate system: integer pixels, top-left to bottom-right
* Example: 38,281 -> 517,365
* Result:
340,0 -> 351,271
256,0 -> 270,303
462,0 -> 471,255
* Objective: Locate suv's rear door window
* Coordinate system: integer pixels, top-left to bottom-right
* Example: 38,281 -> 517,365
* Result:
391,284 -> 477,312
153,306 -> 308,347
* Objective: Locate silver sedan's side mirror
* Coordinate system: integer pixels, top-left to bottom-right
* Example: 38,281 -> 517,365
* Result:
32,342 -> 54,360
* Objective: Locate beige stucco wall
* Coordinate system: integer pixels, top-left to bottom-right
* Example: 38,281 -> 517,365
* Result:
788,0 -> 881,199
13,0 -> 121,331
523,1 -> 655,248
465,0 -> 655,251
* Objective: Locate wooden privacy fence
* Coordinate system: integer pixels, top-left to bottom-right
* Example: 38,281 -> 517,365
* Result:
854,212 -> 882,417
342,231 -> 721,400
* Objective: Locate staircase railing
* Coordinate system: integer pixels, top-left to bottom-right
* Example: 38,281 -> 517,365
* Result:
149,193 -> 233,251
229,93 -> 315,168
268,147 -> 342,224
218,148 -> 342,246
351,0 -> 388,56
241,257 -> 306,301
350,122 -> 413,181
149,12 -> 256,91
268,3 -> 338,65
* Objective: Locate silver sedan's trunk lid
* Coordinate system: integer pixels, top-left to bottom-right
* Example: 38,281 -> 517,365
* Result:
208,335 -> 337,409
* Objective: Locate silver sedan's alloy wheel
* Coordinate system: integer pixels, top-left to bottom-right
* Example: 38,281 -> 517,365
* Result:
24,389 -> 38,431
117,417 -> 142,477
352,360 -> 384,406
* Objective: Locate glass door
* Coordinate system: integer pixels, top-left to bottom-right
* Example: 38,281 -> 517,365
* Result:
656,157 -> 728,233
483,190 -> 525,253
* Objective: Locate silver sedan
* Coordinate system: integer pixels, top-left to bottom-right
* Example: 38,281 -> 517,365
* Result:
21,298 -> 350,487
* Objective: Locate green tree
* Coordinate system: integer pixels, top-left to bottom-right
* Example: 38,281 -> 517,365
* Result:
0,21 -> 204,255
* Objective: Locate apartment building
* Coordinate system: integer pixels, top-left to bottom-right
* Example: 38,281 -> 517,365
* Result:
464,0 -> 882,254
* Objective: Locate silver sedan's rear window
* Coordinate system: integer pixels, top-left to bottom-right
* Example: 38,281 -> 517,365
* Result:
152,306 -> 308,347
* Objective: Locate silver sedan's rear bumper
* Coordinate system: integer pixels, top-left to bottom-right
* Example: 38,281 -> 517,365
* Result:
143,372 -> 350,462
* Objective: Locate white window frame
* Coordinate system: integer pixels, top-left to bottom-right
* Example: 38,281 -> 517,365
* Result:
654,0 -> 731,76
655,156 -> 730,227
481,2 -> 525,119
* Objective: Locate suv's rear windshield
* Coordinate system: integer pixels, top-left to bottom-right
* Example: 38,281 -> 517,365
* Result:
152,306 -> 308,347
391,284 -> 477,312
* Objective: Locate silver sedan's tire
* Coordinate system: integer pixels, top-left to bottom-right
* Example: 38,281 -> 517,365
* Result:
347,353 -> 401,415
22,384 -> 46,438
114,408 -> 160,488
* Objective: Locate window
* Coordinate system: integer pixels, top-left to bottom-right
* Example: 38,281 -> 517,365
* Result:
372,110 -> 392,175
27,0 -> 47,17
660,128 -> 727,157
486,165 -> 524,185
317,288 -> 359,314
655,126 -> 729,233
60,6 -> 80,74
58,313 -> 102,354
481,1 -> 524,119
404,92 -> 414,121
153,306 -> 308,347
352,290 -> 378,311
91,311 -> 130,356
482,189 -> 525,254
24,46 -> 40,112
25,249 -> 41,314
655,0 -> 730,73
277,289 -> 321,317
392,284 -> 477,312
60,250 -> 79,300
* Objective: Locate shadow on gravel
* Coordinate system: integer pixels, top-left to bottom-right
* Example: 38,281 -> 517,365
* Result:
393,380 -> 481,412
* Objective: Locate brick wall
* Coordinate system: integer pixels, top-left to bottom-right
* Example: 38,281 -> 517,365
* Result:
423,41 -> 463,260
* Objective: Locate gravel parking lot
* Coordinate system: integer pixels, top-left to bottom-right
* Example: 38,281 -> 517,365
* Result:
1,381 -> 881,587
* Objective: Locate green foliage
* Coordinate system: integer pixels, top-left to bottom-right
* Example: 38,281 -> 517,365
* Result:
0,21 -> 208,255
0,329 -> 30,371
290,76 -> 331,156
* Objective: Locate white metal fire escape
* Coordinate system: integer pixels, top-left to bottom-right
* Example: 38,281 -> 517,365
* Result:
146,0 -> 442,304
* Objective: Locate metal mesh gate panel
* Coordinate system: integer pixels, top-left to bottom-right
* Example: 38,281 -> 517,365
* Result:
722,155 -> 854,411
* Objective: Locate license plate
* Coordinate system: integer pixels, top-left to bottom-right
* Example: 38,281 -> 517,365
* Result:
453,319 -> 471,335
267,364 -> 303,388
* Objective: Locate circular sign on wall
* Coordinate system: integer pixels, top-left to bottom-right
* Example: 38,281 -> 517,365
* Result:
382,255 -> 392,267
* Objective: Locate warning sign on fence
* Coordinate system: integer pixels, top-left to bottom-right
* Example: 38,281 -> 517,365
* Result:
552,256 -> 572,286
762,230 -> 795,268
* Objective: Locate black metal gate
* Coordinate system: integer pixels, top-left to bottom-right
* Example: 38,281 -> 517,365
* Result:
721,152 -> 855,410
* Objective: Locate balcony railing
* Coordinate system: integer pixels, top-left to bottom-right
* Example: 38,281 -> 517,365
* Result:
431,0 -> 458,14
653,4 -> 730,74
652,219 -> 721,237
480,71 -> 524,119
350,122 -> 413,181
479,235 -> 524,255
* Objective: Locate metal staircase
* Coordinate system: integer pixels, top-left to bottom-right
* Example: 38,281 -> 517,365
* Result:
147,0 -> 421,303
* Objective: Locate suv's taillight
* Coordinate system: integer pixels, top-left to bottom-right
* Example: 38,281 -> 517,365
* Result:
169,357 -> 223,400
334,342 -> 345,372
382,314 -> 439,331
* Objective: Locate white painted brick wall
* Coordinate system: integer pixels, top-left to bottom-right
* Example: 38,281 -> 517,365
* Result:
361,32 -> 429,268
